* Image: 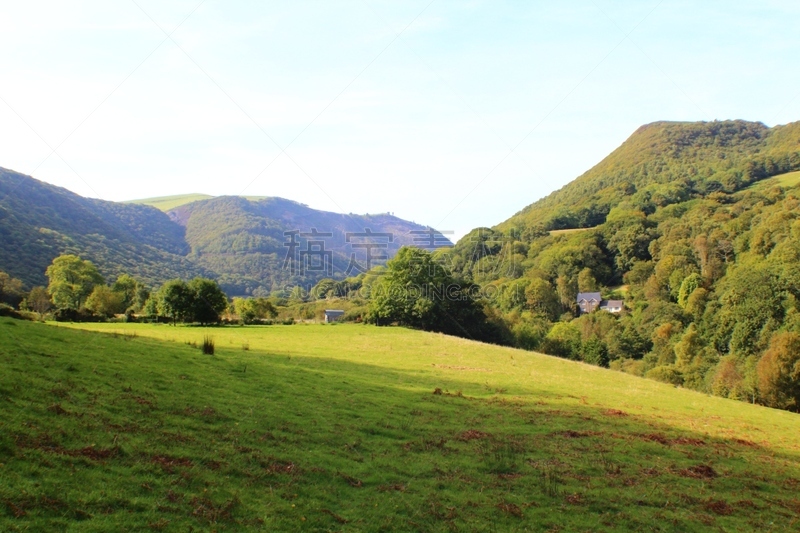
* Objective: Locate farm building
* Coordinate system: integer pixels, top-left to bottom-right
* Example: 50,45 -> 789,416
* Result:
324,310 -> 345,323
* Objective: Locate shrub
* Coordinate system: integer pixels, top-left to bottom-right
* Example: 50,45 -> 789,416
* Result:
202,336 -> 215,355
646,365 -> 684,386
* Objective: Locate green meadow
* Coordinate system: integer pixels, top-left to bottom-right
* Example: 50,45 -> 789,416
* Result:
1,319 -> 799,531
744,170 -> 800,191
125,194 -> 214,212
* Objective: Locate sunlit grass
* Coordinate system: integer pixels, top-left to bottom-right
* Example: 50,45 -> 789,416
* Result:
1,319 -> 798,531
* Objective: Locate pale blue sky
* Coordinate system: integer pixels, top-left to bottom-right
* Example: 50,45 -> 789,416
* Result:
1,1 -> 799,238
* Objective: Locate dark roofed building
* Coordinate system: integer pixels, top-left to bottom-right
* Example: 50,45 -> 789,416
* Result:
577,292 -> 602,314
577,293 -> 624,314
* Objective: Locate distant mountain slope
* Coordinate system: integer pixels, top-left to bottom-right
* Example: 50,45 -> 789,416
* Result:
0,170 -> 450,294
498,120 -> 800,233
168,196 -> 449,295
0,168 -> 206,288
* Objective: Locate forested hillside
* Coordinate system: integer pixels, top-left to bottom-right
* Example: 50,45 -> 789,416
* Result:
499,120 -> 800,233
430,120 -> 800,410
0,168 -> 205,288
0,169 -> 446,295
170,196 -> 442,295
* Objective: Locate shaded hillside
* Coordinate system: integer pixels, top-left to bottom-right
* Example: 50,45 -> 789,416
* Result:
0,170 -> 449,294
500,120 -> 800,233
0,168 -> 205,288
169,196 -> 450,295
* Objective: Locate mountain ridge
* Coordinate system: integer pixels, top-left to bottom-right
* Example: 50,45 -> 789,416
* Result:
497,119 -> 800,234
0,169 -> 449,294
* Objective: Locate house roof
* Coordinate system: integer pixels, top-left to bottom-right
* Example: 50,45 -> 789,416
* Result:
601,300 -> 624,308
324,309 -> 345,315
576,292 -> 602,302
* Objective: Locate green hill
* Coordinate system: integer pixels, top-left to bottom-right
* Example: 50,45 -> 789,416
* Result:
173,196 -> 447,295
0,168 -> 206,288
0,171 -> 446,294
499,120 -> 800,233
2,319 -> 798,531
438,119 -> 800,412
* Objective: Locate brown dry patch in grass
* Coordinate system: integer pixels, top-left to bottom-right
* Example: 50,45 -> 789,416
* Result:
339,473 -> 363,487
150,455 -> 193,472
3,500 -> 27,518
732,438 -> 758,448
431,364 -> 492,372
320,508 -> 349,524
673,437 -> 706,446
49,387 -> 69,399
704,499 -> 735,516
734,499 -> 760,510
165,490 -> 182,503
203,459 -> 223,471
603,409 -> 628,417
265,460 -> 299,475
377,483 -> 406,492
497,502 -> 524,517
65,446 -> 119,461
638,433 -> 706,447
556,430 -> 595,439
3,494 -> 68,519
565,493 -> 584,505
638,433 -> 668,445
133,396 -> 155,408
458,429 -> 491,441
189,495 -> 239,524
678,464 -> 718,479
641,467 -> 662,477
148,518 -> 170,530
16,434 -> 119,462
46,403 -> 68,415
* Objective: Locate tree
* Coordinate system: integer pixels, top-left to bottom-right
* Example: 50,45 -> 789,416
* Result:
112,274 -> 149,312
23,286 -> 52,316
581,337 -> 609,367
367,247 -> 494,340
524,278 -> 560,321
677,273 -> 703,309
541,322 -> 582,360
143,294 -> 160,318
310,278 -> 338,300
158,279 -> 195,325
84,285 -> 125,317
188,278 -> 229,325
577,267 -> 598,292
233,297 -> 278,324
45,255 -> 104,310
757,332 -> 800,411
0,271 -> 24,307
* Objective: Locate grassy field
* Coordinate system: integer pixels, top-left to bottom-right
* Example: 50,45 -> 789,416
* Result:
126,194 -> 271,212
1,319 -> 799,531
744,170 -> 800,192
125,194 -> 214,212
548,227 -> 596,237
